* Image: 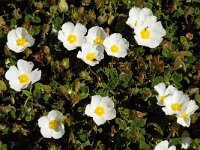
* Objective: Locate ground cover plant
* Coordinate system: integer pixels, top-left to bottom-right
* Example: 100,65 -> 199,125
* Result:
0,0 -> 200,149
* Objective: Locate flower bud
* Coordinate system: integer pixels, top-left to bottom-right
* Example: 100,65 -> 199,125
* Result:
59,0 -> 68,12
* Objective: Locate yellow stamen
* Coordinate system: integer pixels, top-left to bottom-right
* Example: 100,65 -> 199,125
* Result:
49,119 -> 58,129
16,38 -> 27,47
18,74 -> 30,84
171,103 -> 182,111
134,21 -> 137,27
160,95 -> 167,103
110,45 -> 119,53
86,52 -> 96,61
94,106 -> 105,116
180,111 -> 187,119
67,34 -> 77,44
93,37 -> 103,45
140,28 -> 150,39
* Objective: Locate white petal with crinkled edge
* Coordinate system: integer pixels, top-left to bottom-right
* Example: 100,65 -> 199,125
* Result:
154,140 -> 169,150
30,69 -> 41,84
48,110 -> 63,120
61,22 -> 74,35
5,66 -> 20,81
90,95 -> 102,109
85,104 -> 94,117
40,128 -> 53,138
93,116 -> 106,126
17,59 -> 34,74
9,81 -> 25,92
38,116 -> 49,128
52,125 -> 65,139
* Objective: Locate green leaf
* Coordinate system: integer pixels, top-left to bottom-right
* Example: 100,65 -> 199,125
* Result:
129,119 -> 146,128
185,55 -> 196,64
104,67 -> 119,90
0,143 -> 7,150
195,94 -> 200,104
139,141 -> 151,150
22,90 -> 32,97
115,118 -> 127,130
119,72 -> 133,88
29,26 -> 40,36
25,14 -> 33,22
32,16 -> 41,23
172,72 -> 182,82
152,76 -> 163,87
53,17 -> 63,30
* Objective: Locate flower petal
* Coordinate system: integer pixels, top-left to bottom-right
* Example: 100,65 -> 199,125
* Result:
93,116 -> 106,126
17,59 -> 34,74
30,69 -> 41,84
5,66 -> 20,81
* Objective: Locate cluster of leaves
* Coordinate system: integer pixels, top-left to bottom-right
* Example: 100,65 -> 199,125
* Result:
0,0 -> 200,149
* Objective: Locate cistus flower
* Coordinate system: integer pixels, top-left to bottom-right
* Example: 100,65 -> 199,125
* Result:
58,22 -> 87,50
6,27 -> 35,53
134,16 -> 166,48
154,82 -> 178,106
85,95 -> 116,126
176,100 -> 199,127
162,91 -> 190,115
126,7 -> 153,29
38,110 -> 65,139
154,140 -> 176,150
86,26 -> 108,46
77,42 -> 104,66
5,59 -> 41,92
103,33 -> 129,58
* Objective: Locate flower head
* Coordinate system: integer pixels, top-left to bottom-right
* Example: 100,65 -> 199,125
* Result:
86,26 -> 108,46
134,16 -> 166,48
58,22 -> 87,50
85,95 -> 116,126
103,33 -> 129,58
126,7 -> 153,29
162,91 -> 190,115
5,59 -> 41,92
77,42 -> 104,66
38,110 -> 65,139
154,140 -> 176,150
154,82 -> 178,106
7,27 -> 35,53
176,100 -> 199,127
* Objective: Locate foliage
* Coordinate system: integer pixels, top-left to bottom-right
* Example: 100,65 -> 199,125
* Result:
0,0 -> 200,149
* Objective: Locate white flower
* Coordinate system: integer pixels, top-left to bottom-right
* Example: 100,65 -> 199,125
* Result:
154,140 -> 176,150
77,42 -> 104,66
5,59 -> 41,92
86,26 -> 108,46
162,91 -> 190,115
154,82 -> 178,106
134,16 -> 166,48
58,22 -> 87,50
181,137 -> 192,149
85,95 -> 116,126
38,110 -> 65,139
126,7 -> 153,29
176,100 -> 199,127
103,33 -> 129,58
7,27 -> 35,53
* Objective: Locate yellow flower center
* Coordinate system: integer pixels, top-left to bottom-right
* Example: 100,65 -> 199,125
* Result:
93,37 -> 103,45
86,52 -> 96,61
110,45 -> 119,53
94,106 -> 105,116
160,95 -> 167,103
67,34 -> 77,44
140,28 -> 150,39
171,103 -> 182,111
16,38 -> 27,47
180,111 -> 187,119
18,74 -> 30,84
49,119 -> 59,129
